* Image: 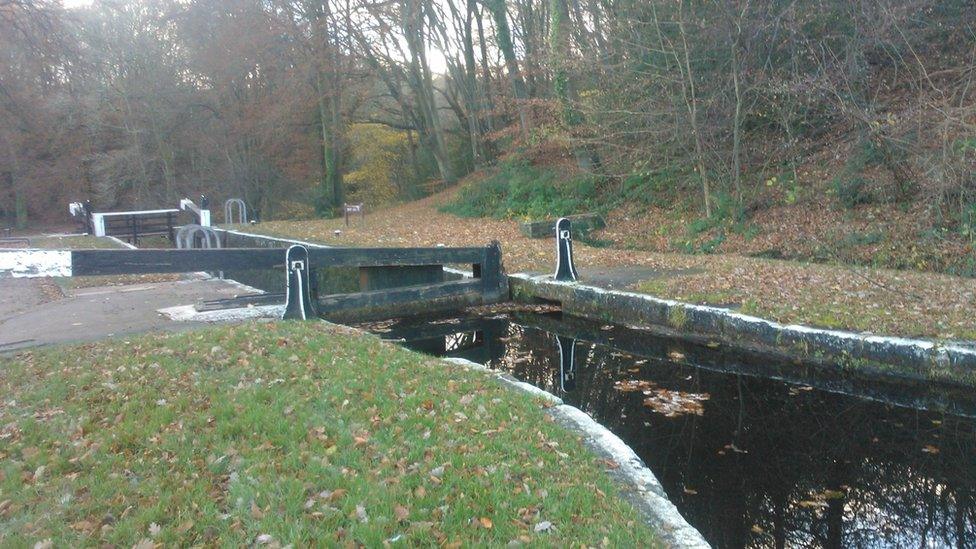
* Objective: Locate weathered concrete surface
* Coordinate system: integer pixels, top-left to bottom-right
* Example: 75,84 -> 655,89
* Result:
584,266 -> 703,291
511,274 -> 976,386
0,277 -> 258,352
0,278 -> 53,322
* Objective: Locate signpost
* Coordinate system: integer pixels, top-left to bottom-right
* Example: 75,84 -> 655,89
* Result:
343,203 -> 365,226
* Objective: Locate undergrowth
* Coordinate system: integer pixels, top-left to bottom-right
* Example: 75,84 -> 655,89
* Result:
442,158 -> 603,220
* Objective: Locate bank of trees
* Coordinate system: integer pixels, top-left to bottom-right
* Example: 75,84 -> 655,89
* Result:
2,0 -> 975,228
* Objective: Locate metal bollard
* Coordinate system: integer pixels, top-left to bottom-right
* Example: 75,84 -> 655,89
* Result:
554,217 -> 580,282
282,245 -> 318,320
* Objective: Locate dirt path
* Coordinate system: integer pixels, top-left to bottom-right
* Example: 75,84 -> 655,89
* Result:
244,190 -> 976,341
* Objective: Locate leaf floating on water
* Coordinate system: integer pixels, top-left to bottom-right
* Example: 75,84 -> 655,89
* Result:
614,380 -> 656,393
430,318 -> 462,325
642,389 -> 709,417
797,500 -> 829,509
722,443 -> 748,454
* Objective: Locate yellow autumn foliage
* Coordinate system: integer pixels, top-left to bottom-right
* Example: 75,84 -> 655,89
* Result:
344,123 -> 410,206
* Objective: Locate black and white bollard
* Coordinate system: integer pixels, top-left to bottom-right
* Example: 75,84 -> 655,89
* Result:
553,217 -> 579,282
556,335 -> 577,393
283,245 -> 318,320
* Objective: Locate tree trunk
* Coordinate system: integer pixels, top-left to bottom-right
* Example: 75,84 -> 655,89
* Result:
316,70 -> 343,213
731,31 -> 743,205
475,4 -> 496,134
677,5 -> 711,217
403,0 -> 456,184
549,0 -> 600,171
483,0 -> 531,137
4,138 -> 26,228
462,0 -> 484,164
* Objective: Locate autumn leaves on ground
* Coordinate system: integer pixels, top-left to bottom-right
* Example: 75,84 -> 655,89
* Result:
248,187 -> 976,342
0,322 -> 656,547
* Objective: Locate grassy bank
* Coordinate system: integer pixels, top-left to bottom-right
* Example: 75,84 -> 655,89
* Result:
28,235 -> 122,250
0,321 -> 656,546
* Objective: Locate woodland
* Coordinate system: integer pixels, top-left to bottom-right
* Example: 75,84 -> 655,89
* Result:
3,0 -> 976,272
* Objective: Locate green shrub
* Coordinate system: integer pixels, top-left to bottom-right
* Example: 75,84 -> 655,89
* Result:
833,175 -> 871,209
687,217 -> 716,236
618,168 -> 686,209
831,138 -> 892,209
442,158 -> 602,219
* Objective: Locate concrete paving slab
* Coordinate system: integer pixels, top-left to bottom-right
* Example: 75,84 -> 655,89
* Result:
0,277 -> 259,352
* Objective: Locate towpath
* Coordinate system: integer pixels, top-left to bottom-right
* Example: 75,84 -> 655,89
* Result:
0,275 -> 258,352
241,189 -> 976,341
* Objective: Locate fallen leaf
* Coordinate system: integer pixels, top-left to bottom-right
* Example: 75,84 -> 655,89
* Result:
355,503 -> 369,523
534,521 -> 552,533
131,538 -> 155,549
251,501 -> 265,519
797,500 -> 828,509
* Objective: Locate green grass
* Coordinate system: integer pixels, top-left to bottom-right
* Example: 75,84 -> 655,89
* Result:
29,235 -> 124,250
0,322 -> 657,547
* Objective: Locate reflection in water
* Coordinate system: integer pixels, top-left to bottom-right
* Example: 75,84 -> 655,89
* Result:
366,312 -> 976,548
556,335 -> 577,393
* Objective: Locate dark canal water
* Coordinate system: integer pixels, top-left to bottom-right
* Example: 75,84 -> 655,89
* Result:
210,231 -> 976,546
357,308 -> 976,548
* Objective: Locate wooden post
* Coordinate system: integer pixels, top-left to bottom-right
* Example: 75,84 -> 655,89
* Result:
481,240 -> 502,297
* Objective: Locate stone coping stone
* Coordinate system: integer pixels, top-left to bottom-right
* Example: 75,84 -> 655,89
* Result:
519,213 -> 605,239
510,273 -> 976,387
